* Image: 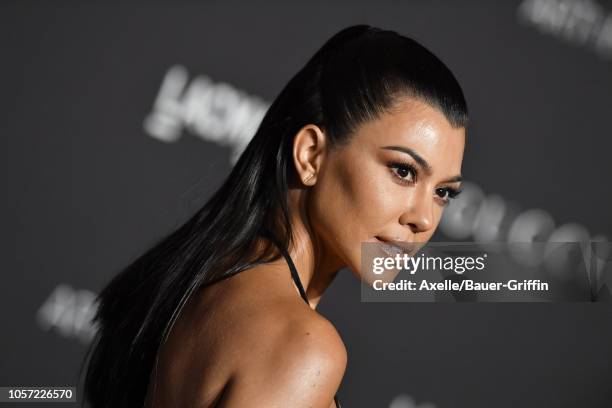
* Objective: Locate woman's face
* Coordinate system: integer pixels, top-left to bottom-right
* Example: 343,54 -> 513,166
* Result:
307,97 -> 465,278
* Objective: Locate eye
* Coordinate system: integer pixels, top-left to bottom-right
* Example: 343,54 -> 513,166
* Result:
435,187 -> 462,204
388,161 -> 417,185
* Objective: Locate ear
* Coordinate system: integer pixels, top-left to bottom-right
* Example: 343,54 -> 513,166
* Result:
292,124 -> 327,186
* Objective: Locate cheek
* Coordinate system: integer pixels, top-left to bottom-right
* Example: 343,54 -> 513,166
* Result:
354,170 -> 403,229
309,159 -> 403,263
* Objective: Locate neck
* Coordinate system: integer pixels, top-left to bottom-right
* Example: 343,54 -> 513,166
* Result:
277,187 -> 344,310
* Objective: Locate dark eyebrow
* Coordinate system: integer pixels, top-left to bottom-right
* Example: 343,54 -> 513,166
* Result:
442,175 -> 463,184
381,145 -> 432,175
380,145 -> 463,183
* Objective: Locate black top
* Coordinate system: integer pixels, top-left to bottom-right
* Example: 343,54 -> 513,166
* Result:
264,233 -> 342,408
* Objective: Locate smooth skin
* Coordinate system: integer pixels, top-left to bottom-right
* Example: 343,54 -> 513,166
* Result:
144,97 -> 465,407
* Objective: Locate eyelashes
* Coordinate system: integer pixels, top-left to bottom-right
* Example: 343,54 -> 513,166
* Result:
388,161 -> 418,185
435,186 -> 463,202
387,161 -> 463,205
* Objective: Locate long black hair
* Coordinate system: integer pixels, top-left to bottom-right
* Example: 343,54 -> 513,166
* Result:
81,24 -> 468,407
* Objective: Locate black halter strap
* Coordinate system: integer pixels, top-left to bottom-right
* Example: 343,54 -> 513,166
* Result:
261,231 -> 309,306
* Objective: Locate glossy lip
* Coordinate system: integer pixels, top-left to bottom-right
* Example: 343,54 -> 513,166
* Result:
374,236 -> 419,257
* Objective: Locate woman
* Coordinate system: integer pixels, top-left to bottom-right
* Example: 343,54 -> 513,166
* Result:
82,24 -> 468,408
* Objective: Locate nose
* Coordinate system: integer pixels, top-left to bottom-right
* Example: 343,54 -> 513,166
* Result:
399,192 -> 434,234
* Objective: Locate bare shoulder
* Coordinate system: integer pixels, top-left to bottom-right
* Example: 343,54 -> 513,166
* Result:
217,301 -> 347,407
265,306 -> 347,368
232,296 -> 347,372
200,263 -> 347,367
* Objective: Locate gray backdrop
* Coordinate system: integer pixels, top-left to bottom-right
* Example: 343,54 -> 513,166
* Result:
2,1 -> 612,407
